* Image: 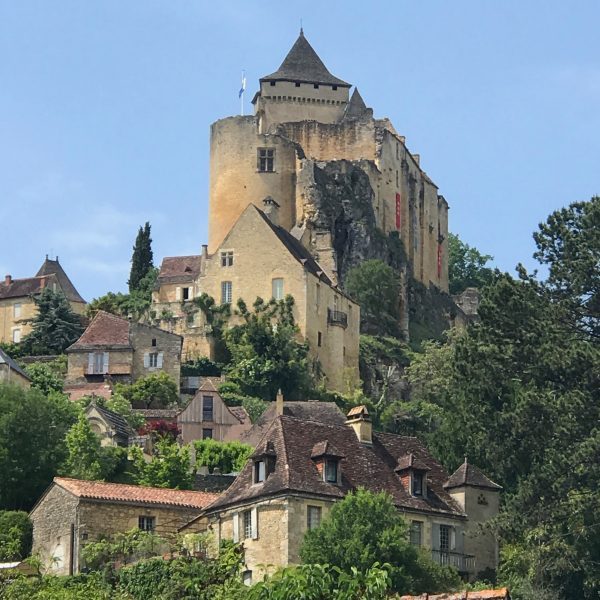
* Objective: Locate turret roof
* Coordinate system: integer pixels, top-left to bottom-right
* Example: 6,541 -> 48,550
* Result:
261,30 -> 350,87
344,88 -> 368,118
444,458 -> 502,491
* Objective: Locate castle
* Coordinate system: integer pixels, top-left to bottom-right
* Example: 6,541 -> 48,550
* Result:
153,31 -> 451,391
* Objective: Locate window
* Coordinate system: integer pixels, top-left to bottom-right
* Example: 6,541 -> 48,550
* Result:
243,510 -> 252,539
148,352 -> 159,368
202,428 -> 213,440
396,170 -> 399,187
93,352 -> 104,374
221,251 -> 234,267
316,283 -> 321,308
254,460 -> 266,483
332,85 -> 338,91
313,83 -> 319,89
307,506 -> 322,530
325,459 -> 338,483
412,472 -> 424,496
269,81 -> 276,86
295,81 -> 301,87
13,303 -> 21,319
410,521 -> 423,546
242,570 -> 253,586
221,281 -> 232,304
202,396 -> 214,421
317,331 -> 322,347
12,329 -> 21,343
272,278 -> 284,300
439,524 -> 451,553
257,148 -> 275,172
151,338 -> 157,347
182,287 -> 190,301
138,516 -> 155,532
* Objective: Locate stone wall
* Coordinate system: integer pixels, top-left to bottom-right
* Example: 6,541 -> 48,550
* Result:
66,348 -> 133,384
0,364 -> 30,388
30,485 -> 79,575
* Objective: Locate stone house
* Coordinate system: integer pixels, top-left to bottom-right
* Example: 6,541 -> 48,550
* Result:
0,257 -> 85,345
0,348 -> 31,388
182,407 -> 501,584
178,378 -> 251,444
153,204 -> 360,392
85,402 -> 134,447
65,310 -> 182,389
30,477 -> 219,575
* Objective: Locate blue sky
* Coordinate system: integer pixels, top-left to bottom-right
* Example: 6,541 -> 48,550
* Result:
1,1 -> 598,301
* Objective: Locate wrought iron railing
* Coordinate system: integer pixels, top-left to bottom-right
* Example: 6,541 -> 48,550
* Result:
327,309 -> 348,328
431,550 -> 475,572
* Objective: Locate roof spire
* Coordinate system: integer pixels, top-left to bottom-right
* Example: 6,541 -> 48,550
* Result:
300,18 -> 303,36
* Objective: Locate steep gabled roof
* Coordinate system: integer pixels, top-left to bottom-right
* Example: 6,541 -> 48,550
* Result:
261,31 -> 350,87
207,416 -> 465,518
0,348 -> 30,381
35,258 -> 85,303
52,477 -> 218,510
444,459 -> 503,491
86,403 -> 134,440
156,255 -> 202,285
344,88 -> 369,119
67,310 -> 131,350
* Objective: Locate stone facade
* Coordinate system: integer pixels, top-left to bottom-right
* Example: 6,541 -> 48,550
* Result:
66,311 -> 182,389
0,348 -> 31,388
0,258 -> 86,345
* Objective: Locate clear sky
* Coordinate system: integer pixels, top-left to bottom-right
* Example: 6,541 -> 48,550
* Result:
1,1 -> 598,301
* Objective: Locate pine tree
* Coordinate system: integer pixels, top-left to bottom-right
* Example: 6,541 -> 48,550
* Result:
128,222 -> 154,292
24,288 -> 84,355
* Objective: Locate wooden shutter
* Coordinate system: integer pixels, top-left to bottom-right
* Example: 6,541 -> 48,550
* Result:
232,512 -> 239,542
102,352 -> 109,374
454,526 -> 464,554
431,523 -> 440,550
157,352 -> 164,368
251,507 -> 258,540
143,353 -> 150,368
87,353 -> 94,374
450,526 -> 457,551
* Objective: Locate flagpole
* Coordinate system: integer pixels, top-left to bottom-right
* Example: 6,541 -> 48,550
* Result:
241,70 -> 245,116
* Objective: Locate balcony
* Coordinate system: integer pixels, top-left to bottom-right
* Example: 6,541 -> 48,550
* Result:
327,308 -> 348,328
431,550 -> 475,573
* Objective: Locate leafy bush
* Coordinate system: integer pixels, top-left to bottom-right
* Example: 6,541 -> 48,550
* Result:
181,356 -> 222,377
0,511 -> 32,560
194,438 -> 253,474
114,372 -> 179,409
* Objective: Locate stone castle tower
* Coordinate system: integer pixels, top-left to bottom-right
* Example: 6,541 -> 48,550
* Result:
209,30 -> 449,314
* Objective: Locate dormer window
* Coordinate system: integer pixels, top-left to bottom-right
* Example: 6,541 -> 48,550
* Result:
395,453 -> 431,498
325,459 -> 338,483
412,472 -> 424,496
251,441 -> 276,484
254,460 -> 266,483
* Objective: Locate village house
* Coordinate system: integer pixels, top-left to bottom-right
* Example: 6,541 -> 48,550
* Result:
84,402 -> 134,447
0,257 -> 85,345
178,378 -> 251,444
0,348 -> 31,388
153,204 -> 360,392
64,310 -> 183,391
182,407 -> 501,584
30,477 -> 219,575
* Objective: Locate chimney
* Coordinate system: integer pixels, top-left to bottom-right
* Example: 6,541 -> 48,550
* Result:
202,244 -> 208,259
39,276 -> 47,289
413,154 -> 420,166
345,405 -> 372,445
4,275 -> 12,285
262,196 -> 280,226
276,389 -> 284,416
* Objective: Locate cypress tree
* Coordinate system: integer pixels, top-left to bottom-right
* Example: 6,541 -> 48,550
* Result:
128,222 -> 154,292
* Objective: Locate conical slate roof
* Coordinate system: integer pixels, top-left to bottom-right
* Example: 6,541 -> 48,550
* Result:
344,88 -> 369,118
444,458 -> 502,491
261,30 -> 350,87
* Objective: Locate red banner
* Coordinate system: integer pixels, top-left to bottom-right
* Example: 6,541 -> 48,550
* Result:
395,193 -> 401,230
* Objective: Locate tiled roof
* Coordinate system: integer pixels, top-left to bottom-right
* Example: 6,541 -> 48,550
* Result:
0,349 -> 30,381
344,88 -> 369,119
64,382 -> 113,402
0,258 -> 85,303
261,31 -> 350,87
254,207 -> 333,286
134,408 -> 180,419
54,477 -> 219,509
88,403 -> 134,440
395,453 -> 431,473
157,256 -> 202,284
444,459 -> 502,491
229,406 -> 250,424
68,311 -> 131,350
399,589 -> 510,600
240,400 -> 346,447
206,416 -> 465,518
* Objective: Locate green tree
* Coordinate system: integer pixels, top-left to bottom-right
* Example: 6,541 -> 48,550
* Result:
345,260 -> 401,337
532,195 -> 600,339
300,489 -> 461,594
0,511 -> 32,560
193,439 -> 253,474
448,232 -> 494,295
217,381 -> 268,423
224,296 -> 312,400
23,355 -> 67,394
128,222 -> 154,293
22,288 -> 84,355
115,372 -> 179,409
131,438 -> 193,489
0,384 -> 77,510
62,414 -> 105,480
